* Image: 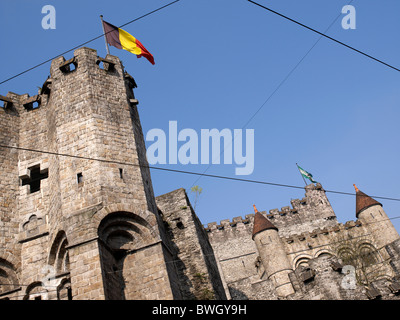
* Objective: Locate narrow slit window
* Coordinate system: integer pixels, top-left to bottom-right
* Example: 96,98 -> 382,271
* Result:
67,287 -> 72,300
119,168 -> 123,179
77,173 -> 83,184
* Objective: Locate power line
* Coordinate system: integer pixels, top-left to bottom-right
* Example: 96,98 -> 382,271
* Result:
0,283 -> 60,288
0,143 -> 399,203
247,0 -> 400,73
241,0 -> 354,129
2,0 -> 394,201
189,0 -> 355,189
0,0 -> 181,86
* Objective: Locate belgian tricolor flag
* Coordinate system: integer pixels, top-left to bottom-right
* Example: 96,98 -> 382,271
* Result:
102,19 -> 155,65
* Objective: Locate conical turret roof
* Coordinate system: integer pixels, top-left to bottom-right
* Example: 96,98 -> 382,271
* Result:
354,184 -> 382,218
252,205 -> 278,239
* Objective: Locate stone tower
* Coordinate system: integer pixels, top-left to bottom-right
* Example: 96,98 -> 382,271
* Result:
206,183 -> 400,300
0,47 -> 182,300
354,185 -> 399,252
2,46 -> 400,301
252,205 -> 294,297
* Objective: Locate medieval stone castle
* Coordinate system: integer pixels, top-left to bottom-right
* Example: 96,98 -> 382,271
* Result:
1,47 -> 400,300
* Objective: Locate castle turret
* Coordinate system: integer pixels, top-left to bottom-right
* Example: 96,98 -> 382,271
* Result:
252,205 -> 294,297
354,184 -> 399,249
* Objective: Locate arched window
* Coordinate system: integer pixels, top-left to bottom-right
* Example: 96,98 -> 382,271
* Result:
23,282 -> 47,300
336,241 -> 382,285
0,258 -> 19,296
358,243 -> 379,268
317,252 -> 332,259
48,231 -> 71,300
295,257 -> 311,269
98,211 -> 154,254
48,231 -> 70,274
57,278 -> 72,300
337,246 -> 357,267
97,211 -> 155,300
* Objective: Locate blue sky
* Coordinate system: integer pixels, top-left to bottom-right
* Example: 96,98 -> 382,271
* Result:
1,0 -> 400,232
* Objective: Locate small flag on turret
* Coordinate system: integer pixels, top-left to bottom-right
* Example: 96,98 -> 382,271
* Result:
296,164 -> 317,183
101,19 -> 155,65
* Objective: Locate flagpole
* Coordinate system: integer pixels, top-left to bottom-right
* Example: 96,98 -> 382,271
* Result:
100,15 -> 110,55
296,163 -> 308,186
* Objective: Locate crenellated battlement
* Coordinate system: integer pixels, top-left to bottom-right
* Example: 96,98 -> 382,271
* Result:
204,211 -> 361,245
1,45 -> 399,301
0,46 -> 178,300
281,219 -> 363,244
205,183 -> 338,239
205,213 -> 255,232
0,47 -> 138,114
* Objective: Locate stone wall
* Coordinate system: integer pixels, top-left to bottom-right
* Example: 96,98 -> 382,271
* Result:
1,46 -> 400,301
0,92 -> 21,297
0,47 -> 180,300
205,182 -> 400,300
288,252 -> 400,300
206,214 -> 259,299
385,238 -> 400,276
205,183 -> 340,299
156,188 -> 226,300
263,183 -> 337,237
